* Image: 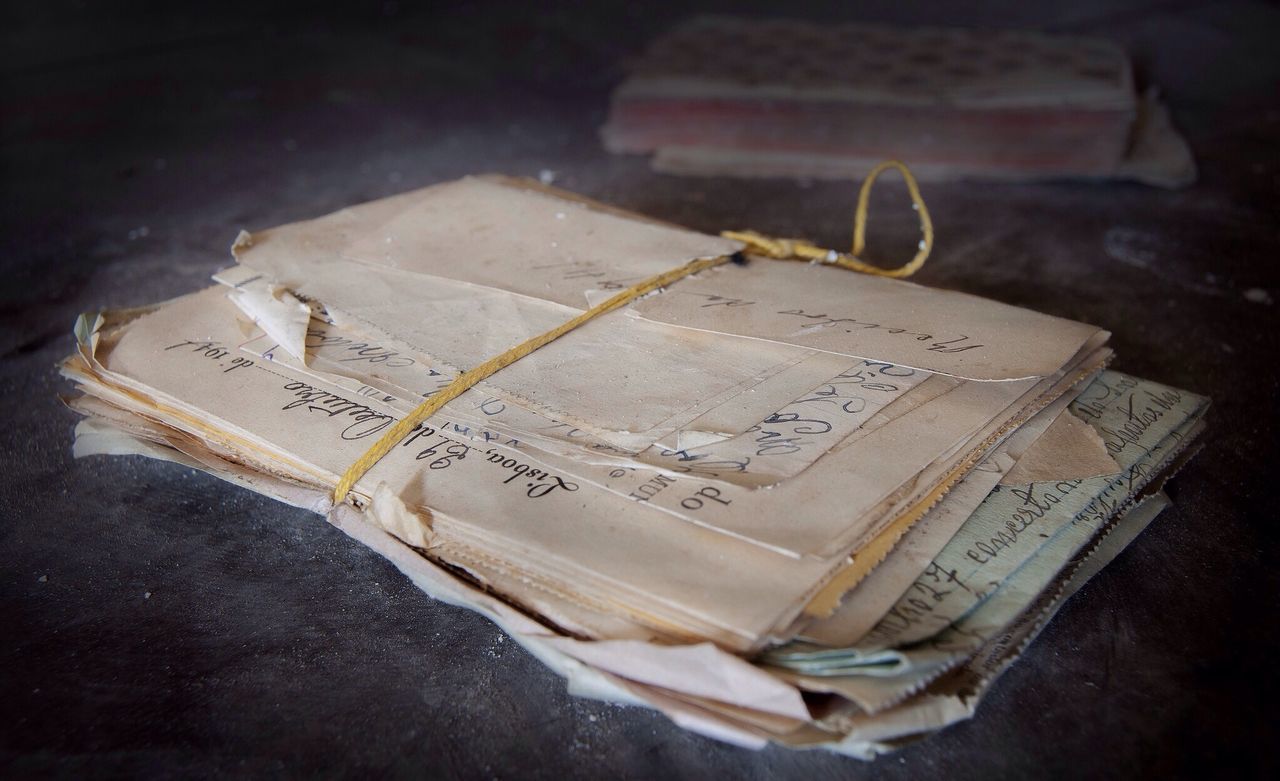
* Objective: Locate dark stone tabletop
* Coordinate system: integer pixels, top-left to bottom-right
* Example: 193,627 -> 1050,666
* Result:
3,2 -> 1277,777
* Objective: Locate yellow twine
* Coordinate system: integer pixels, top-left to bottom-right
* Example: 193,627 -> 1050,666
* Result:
721,160 -> 933,279
333,160 -> 933,505
331,255 -> 732,504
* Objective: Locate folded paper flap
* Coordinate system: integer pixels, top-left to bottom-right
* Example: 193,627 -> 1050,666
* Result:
234,176 -> 1103,383
1115,89 -> 1197,189
544,638 -> 811,722
621,261 -> 1105,381
1000,408 -> 1120,485
235,176 -> 739,308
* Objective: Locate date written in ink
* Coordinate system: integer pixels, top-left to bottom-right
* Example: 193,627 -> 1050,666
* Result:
165,340 -> 256,373
400,425 -> 470,470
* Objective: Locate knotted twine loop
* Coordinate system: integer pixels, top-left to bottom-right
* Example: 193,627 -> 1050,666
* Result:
332,160 -> 932,505
720,159 -> 933,279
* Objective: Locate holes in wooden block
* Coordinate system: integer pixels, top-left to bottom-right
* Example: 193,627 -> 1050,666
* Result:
629,19 -> 1126,97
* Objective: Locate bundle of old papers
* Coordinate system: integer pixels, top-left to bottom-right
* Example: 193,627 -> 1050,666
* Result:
60,176 -> 1207,757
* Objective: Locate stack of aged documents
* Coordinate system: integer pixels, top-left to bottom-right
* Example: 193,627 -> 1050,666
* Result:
61,176 -> 1207,757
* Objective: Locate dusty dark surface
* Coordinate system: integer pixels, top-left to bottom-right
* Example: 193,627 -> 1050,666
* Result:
2,1 -> 1277,778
